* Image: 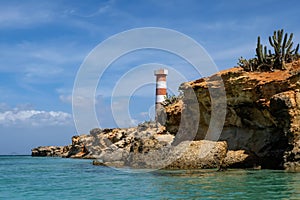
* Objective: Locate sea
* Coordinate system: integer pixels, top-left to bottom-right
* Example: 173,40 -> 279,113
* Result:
0,156 -> 299,200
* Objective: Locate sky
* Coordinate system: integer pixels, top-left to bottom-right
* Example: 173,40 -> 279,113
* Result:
0,0 -> 300,155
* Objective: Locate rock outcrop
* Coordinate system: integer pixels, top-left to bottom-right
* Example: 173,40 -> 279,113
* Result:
32,60 -> 300,171
32,122 -> 228,169
165,59 -> 300,171
31,146 -> 65,157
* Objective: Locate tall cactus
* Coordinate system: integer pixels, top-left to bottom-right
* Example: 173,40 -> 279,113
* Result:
256,36 -> 265,63
238,29 -> 300,72
269,30 -> 283,57
295,44 -> 299,55
256,36 -> 273,71
268,29 -> 295,69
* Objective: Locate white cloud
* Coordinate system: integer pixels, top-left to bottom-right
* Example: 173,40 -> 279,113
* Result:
0,41 -> 88,92
18,40 -> 83,62
70,4 -> 112,18
59,94 -> 72,104
0,41 -> 86,75
140,112 -> 149,117
0,2 -> 55,28
0,109 -> 72,127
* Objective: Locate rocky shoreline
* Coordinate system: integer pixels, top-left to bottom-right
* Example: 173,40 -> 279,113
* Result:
32,60 -> 300,172
32,122 -> 234,170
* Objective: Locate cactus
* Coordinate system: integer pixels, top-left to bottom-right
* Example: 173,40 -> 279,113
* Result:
256,36 -> 273,71
268,29 -> 296,69
295,44 -> 299,55
237,57 -> 258,72
237,57 -> 250,71
290,43 -> 299,61
256,36 -> 265,63
238,29 -> 300,72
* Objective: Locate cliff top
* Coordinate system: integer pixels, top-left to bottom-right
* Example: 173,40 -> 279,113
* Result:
187,59 -> 300,89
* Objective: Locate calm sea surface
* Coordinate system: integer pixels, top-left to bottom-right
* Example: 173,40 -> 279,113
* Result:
0,156 -> 299,200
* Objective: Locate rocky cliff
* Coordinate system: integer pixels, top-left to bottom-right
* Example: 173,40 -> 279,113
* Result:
165,59 -> 300,171
32,60 -> 300,171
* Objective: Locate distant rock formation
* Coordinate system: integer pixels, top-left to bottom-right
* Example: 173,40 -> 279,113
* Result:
31,146 -> 65,157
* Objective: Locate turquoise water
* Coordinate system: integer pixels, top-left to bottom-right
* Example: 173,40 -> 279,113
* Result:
0,156 -> 299,200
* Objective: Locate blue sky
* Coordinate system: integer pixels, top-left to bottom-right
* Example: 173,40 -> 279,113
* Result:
0,0 -> 300,154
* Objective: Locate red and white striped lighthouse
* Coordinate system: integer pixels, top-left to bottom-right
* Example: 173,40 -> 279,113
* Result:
154,69 -> 168,121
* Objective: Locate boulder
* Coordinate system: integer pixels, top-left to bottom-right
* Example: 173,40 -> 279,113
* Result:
124,140 -> 227,169
164,140 -> 227,170
223,150 -> 259,169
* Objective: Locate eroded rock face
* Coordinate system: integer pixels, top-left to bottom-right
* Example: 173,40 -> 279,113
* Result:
271,90 -> 300,171
165,60 -> 300,171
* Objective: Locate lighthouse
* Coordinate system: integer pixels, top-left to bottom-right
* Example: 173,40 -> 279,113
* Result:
154,69 -> 168,122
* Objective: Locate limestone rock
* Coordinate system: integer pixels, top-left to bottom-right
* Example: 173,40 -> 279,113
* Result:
165,59 -> 300,170
31,146 -> 64,157
123,140 -> 227,169
164,140 -> 227,169
223,150 -> 259,169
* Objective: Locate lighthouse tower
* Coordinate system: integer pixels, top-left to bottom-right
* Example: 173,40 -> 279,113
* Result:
154,69 -> 168,122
